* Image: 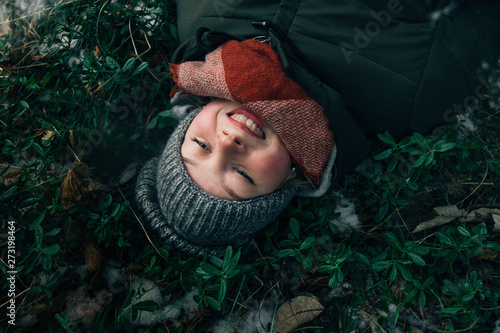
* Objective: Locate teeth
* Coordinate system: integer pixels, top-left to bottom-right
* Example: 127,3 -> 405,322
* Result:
230,113 -> 264,138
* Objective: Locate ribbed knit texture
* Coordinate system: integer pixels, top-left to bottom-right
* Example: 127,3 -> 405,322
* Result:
170,39 -> 334,184
135,104 -> 297,257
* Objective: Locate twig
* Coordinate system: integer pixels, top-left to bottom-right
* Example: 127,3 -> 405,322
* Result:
117,187 -> 167,261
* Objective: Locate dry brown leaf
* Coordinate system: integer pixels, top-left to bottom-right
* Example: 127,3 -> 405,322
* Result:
69,130 -> 77,149
275,296 -> 324,333
86,178 -> 111,192
412,205 -> 467,233
94,45 -> 102,58
2,170 -> 21,186
42,130 -> 54,141
412,216 -> 456,233
85,242 -> 102,272
433,205 -> 467,218
32,128 -> 54,141
493,214 -> 500,233
60,169 -> 86,208
465,207 -> 500,222
72,162 -> 91,178
479,249 -> 498,261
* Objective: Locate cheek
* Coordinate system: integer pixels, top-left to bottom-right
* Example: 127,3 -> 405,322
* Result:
253,145 -> 291,183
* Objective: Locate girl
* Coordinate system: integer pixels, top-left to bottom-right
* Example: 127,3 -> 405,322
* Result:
136,0 -> 500,257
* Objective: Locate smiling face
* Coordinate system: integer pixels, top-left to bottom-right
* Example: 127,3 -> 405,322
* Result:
181,99 -> 294,200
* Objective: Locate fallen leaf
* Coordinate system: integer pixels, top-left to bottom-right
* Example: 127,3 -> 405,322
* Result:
85,242 -> 102,272
42,130 -> 54,141
72,162 -> 91,178
433,205 -> 467,218
94,45 -> 102,58
86,178 -> 110,192
412,205 -> 467,233
479,249 -> 498,261
69,130 -> 77,149
275,296 -> 324,333
412,216 -> 456,233
60,169 -> 86,208
464,207 -> 500,223
494,214 -> 500,233
2,170 -> 21,186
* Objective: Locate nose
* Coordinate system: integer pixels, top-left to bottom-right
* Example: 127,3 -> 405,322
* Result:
217,130 -> 246,154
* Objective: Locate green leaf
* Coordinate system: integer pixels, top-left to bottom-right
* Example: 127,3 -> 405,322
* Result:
408,252 -> 426,266
435,231 -> 454,246
218,278 -> 227,303
132,300 -> 159,312
424,151 -> 435,166
222,246 -> 233,269
372,260 -> 392,271
423,276 -> 435,288
35,225 -> 44,248
382,232 -> 402,249
390,264 -> 397,281
122,57 -> 136,72
29,210 -> 47,230
41,244 -> 60,256
442,307 -> 462,315
157,110 -> 172,117
353,253 -> 370,266
45,228 -> 61,237
106,56 -> 120,70
406,243 -> 430,256
20,100 -> 30,110
434,141 -> 455,152
289,218 -> 300,239
396,262 -> 413,281
277,249 -> 296,258
457,226 -> 471,237
210,256 -> 223,269
132,62 -> 149,76
412,154 -> 428,168
413,132 -> 430,149
404,287 -> 419,303
42,71 -> 51,87
374,148 -> 393,160
387,155 -> 398,172
375,202 -> 389,222
225,250 -> 240,273
55,313 -> 69,329
280,240 -> 299,248
21,139 -> 34,152
200,262 -> 220,276
206,296 -> 222,311
377,131 -> 396,145
299,236 -> 316,251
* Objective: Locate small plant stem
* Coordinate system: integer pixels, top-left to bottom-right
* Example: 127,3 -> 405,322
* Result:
117,188 -> 167,261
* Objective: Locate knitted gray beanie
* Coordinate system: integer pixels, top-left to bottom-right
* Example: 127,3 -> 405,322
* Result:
135,102 -> 297,257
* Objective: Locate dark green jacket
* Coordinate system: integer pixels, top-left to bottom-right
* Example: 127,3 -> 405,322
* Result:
171,0 -> 500,178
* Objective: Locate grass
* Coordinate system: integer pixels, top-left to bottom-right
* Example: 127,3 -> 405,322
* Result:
1,0 -> 499,332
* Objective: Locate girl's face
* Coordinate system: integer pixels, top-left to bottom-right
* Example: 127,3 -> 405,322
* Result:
181,99 -> 293,200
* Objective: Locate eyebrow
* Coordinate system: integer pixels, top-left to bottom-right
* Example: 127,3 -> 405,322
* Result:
182,156 -> 244,201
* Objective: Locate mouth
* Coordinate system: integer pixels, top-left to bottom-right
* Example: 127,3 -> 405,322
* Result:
228,109 -> 266,139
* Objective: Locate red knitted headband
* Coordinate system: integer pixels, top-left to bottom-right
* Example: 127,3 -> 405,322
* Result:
170,39 -> 334,184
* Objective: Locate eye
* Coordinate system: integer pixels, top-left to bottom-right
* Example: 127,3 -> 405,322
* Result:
233,167 -> 254,185
192,138 -> 210,152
